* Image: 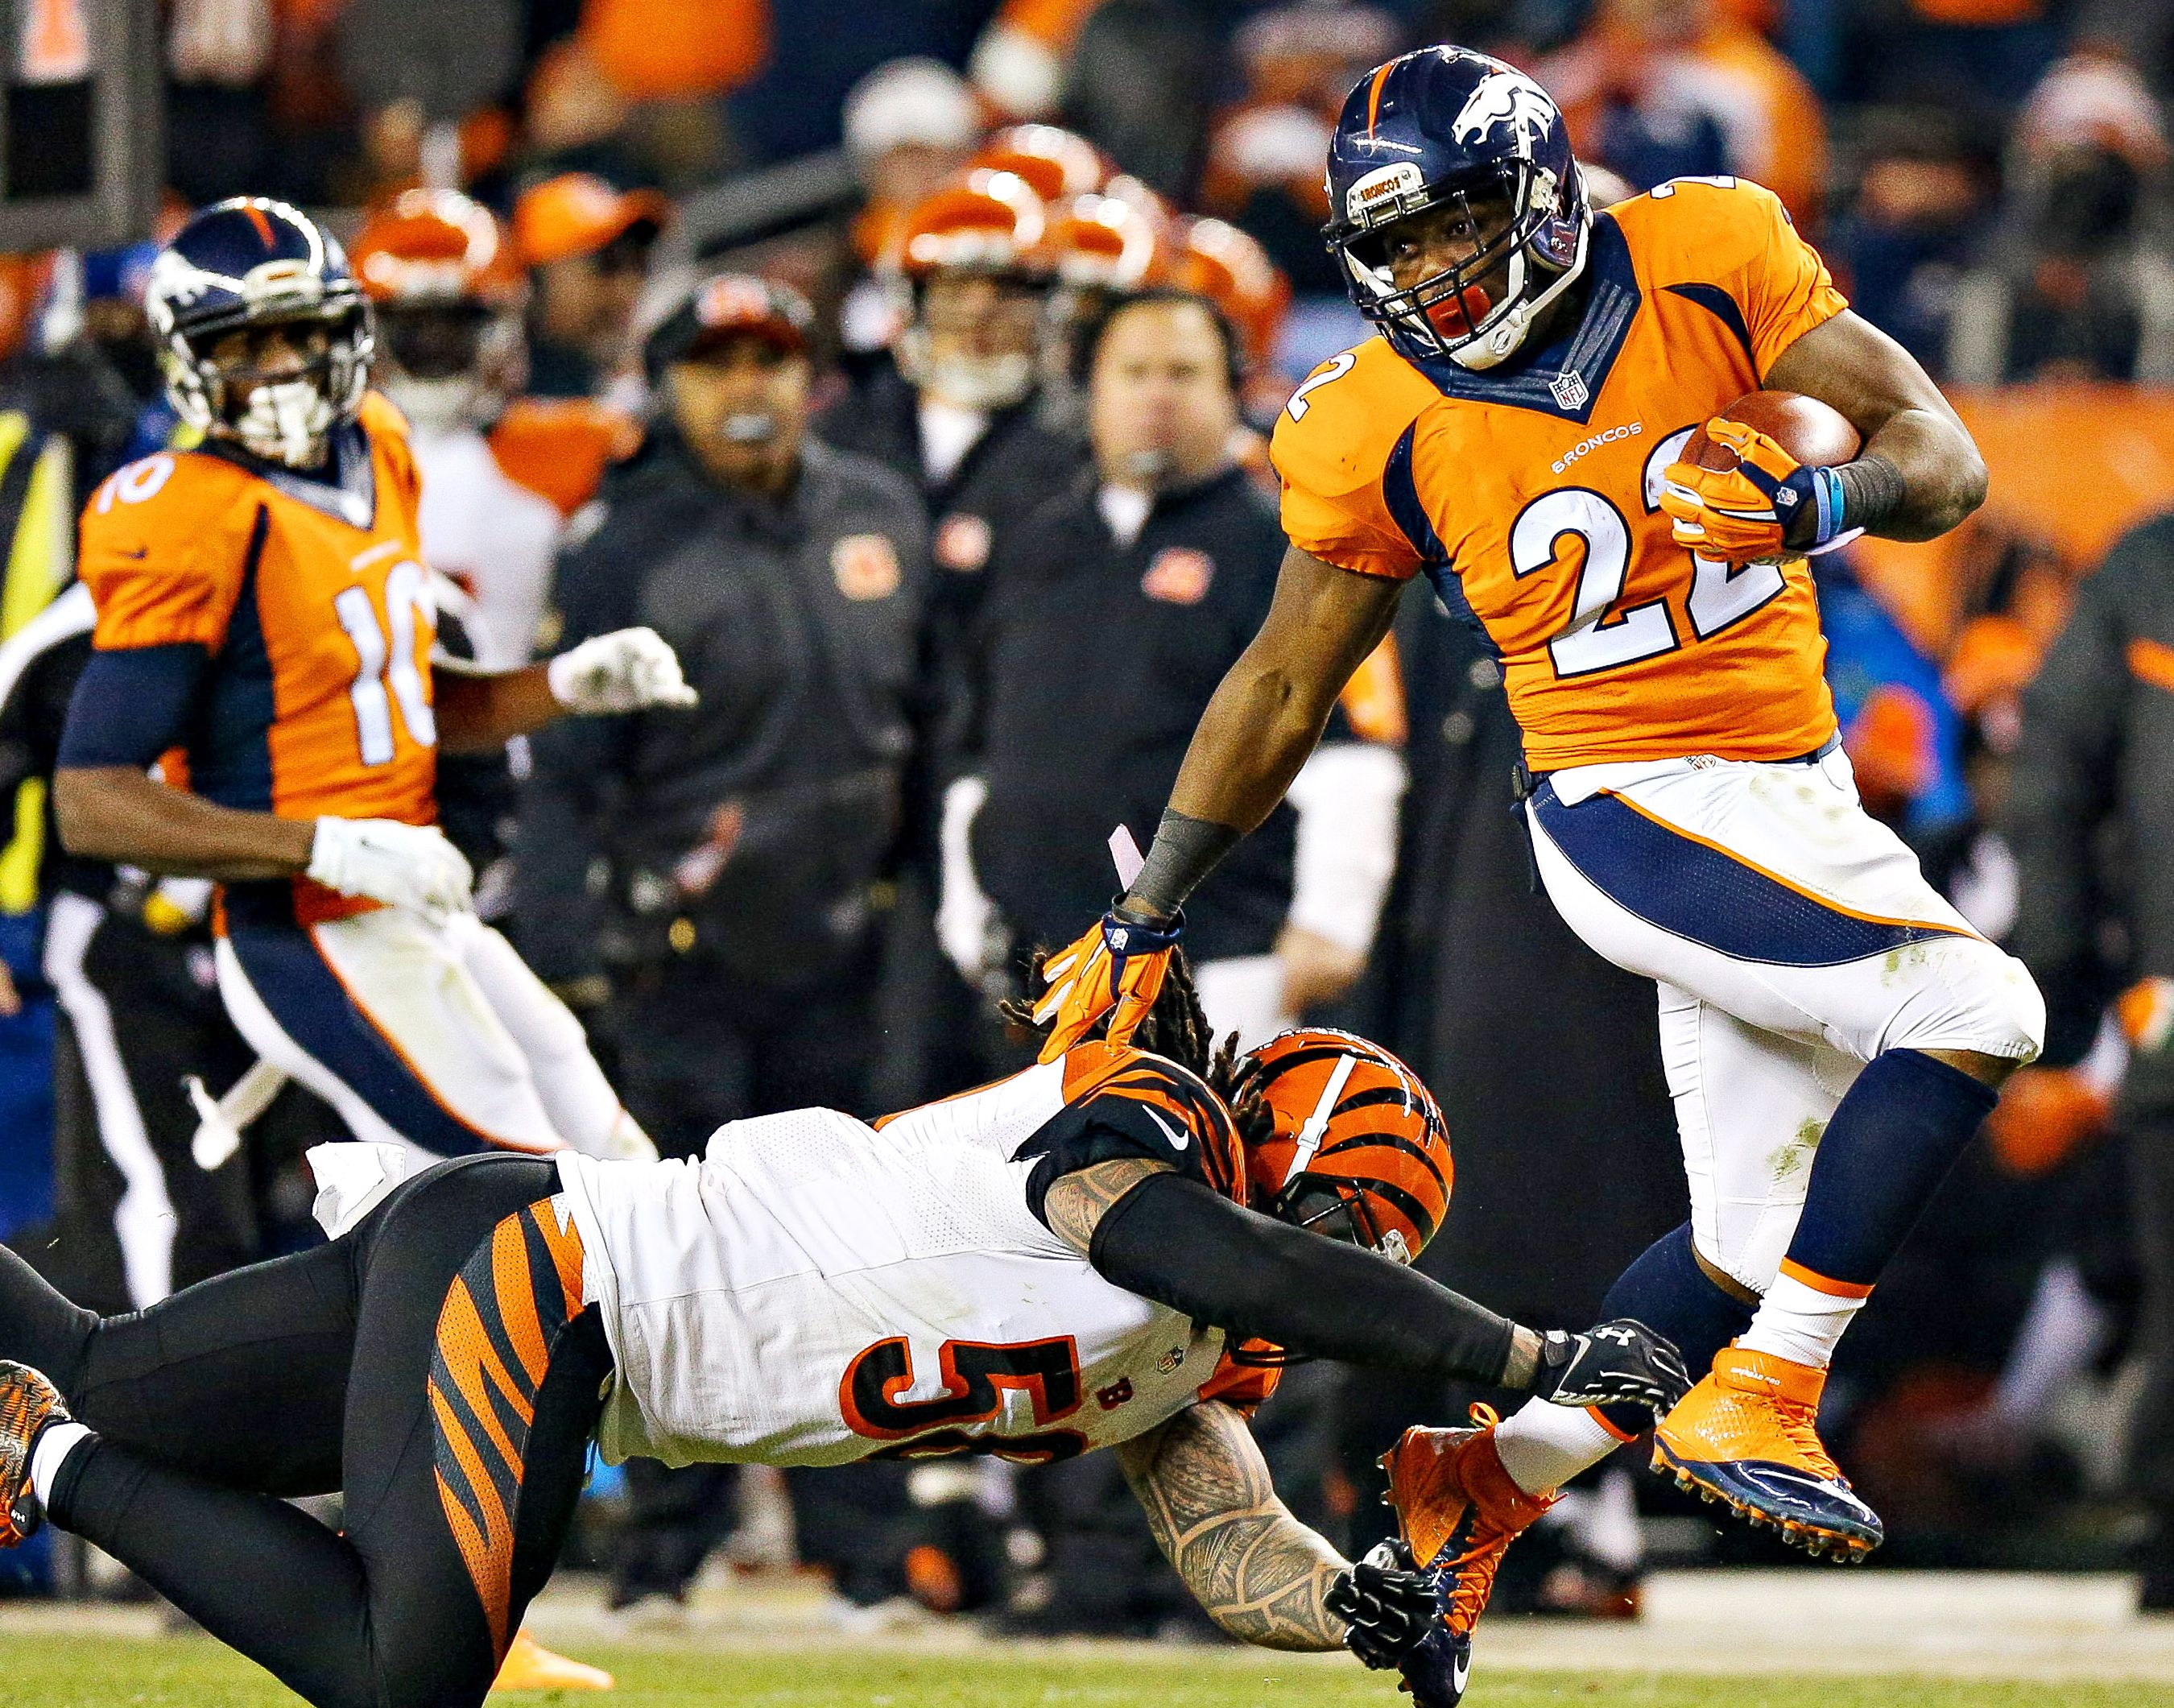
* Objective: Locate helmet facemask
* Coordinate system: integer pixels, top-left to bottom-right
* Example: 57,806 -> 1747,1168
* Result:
162,298 -> 374,469
1337,158 -> 1589,371
1269,1174 -> 1411,1264
896,268 -> 1048,411
375,301 -> 523,434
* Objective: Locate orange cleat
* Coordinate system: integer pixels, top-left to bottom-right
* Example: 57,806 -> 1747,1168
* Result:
1652,1346 -> 1882,1561
0,1362 -> 68,1549
1378,1408 -> 1557,1706
490,1630 -> 615,1693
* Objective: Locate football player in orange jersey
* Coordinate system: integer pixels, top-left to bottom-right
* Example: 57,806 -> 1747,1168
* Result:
1032,43 -> 2047,1665
51,199 -> 694,1178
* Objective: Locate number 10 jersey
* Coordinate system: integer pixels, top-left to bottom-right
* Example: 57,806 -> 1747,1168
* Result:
77,392 -> 438,925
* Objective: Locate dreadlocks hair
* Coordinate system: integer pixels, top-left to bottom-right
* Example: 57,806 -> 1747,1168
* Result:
1003,945 -> 1274,1152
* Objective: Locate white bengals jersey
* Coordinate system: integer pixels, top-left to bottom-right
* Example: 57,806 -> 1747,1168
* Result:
552,1042 -> 1271,1470
408,422 -> 561,669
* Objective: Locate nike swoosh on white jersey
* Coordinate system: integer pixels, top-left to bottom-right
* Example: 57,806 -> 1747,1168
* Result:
1145,1107 -> 1190,1152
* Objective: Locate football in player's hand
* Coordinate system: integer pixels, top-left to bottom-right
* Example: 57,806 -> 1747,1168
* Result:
1684,391 -> 1860,471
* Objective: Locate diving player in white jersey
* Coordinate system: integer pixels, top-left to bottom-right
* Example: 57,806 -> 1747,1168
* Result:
0,957 -> 1685,1708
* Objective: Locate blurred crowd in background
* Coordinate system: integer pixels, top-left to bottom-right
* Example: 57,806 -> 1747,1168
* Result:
0,0 -> 2170,1640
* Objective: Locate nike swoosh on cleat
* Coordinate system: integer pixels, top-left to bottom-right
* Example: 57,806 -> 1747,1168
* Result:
1451,1648 -> 1471,1699
1659,1447 -> 1883,1544
1734,1463 -> 1882,1530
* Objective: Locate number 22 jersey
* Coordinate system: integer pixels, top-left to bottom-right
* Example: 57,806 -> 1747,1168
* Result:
1273,176 -> 1849,771
75,393 -> 438,924
552,1043 -> 1275,1470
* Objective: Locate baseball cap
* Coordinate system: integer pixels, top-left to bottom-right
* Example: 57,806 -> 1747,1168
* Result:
643,271 -> 814,376
514,173 -> 673,268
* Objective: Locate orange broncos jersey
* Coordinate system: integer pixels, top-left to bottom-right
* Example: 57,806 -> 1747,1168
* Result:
1274,176 -> 1848,770
78,393 -> 439,921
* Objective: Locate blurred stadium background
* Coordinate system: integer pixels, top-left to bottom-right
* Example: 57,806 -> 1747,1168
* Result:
1,0 -> 2173,1698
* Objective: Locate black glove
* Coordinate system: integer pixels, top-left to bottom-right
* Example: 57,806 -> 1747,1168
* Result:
1325,1540 -> 1440,1671
1330,1541 -> 1476,1708
1528,1317 -> 1692,1415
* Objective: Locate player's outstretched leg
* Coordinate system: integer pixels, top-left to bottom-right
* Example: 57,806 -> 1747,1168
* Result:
1654,1048 -> 2007,1558
0,1228 -> 358,1496
1378,1407 -> 1556,1708
5,1394 -> 418,1708
1,1159 -> 609,1708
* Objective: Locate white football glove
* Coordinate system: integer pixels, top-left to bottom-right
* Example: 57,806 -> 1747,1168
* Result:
936,775 -> 997,980
547,627 -> 699,715
308,817 -> 474,924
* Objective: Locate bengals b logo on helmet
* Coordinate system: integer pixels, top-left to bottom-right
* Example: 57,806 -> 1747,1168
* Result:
1240,1028 -> 1452,1263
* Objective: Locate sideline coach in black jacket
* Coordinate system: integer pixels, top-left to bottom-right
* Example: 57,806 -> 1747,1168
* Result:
518,272 -> 930,1615
519,275 -> 928,1136
940,291 -> 1403,1048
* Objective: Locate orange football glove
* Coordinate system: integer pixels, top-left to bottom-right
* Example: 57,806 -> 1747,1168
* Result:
1032,909 -> 1184,1062
1659,417 -> 1829,563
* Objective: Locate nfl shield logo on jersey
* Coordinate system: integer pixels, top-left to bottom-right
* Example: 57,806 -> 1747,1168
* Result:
1550,370 -> 1589,411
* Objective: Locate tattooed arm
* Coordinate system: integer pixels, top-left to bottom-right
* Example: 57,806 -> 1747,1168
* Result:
1043,1167 -> 1348,1648
1116,1399 -> 1349,1650
1041,1156 -> 1172,1254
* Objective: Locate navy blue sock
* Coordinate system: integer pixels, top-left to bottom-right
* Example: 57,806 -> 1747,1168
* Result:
1780,1048 -> 1998,1293
1596,1222 -> 1753,1437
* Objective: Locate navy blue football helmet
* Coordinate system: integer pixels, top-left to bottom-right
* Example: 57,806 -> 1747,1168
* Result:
144,197 -> 374,467
1324,47 -> 1589,370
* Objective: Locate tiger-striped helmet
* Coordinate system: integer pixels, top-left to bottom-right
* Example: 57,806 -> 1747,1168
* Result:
1239,1028 -> 1452,1264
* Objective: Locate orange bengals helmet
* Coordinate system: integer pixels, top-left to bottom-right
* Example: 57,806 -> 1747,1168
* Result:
888,169 -> 1052,281
1241,1028 -> 1452,1265
352,188 -> 525,309
1040,191 -> 1168,291
971,124 -> 1111,205
350,189 -> 527,431
1168,217 -> 1290,375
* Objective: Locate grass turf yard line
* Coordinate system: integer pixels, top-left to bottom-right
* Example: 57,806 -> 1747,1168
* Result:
9,1638 -> 2174,1707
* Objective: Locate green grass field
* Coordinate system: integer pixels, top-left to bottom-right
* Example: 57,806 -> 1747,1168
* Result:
6,1634 -> 2174,1708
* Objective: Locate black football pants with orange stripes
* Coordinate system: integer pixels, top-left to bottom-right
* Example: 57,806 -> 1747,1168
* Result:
0,1153 -> 611,1708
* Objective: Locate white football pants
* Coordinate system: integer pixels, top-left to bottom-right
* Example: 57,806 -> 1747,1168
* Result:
1526,745 -> 2044,1295
216,904 -> 637,1163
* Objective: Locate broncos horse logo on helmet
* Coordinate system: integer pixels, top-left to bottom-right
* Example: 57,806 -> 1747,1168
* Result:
145,197 -> 374,469
1240,1028 -> 1453,1268
1324,46 -> 1589,372
1450,69 -> 1557,159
